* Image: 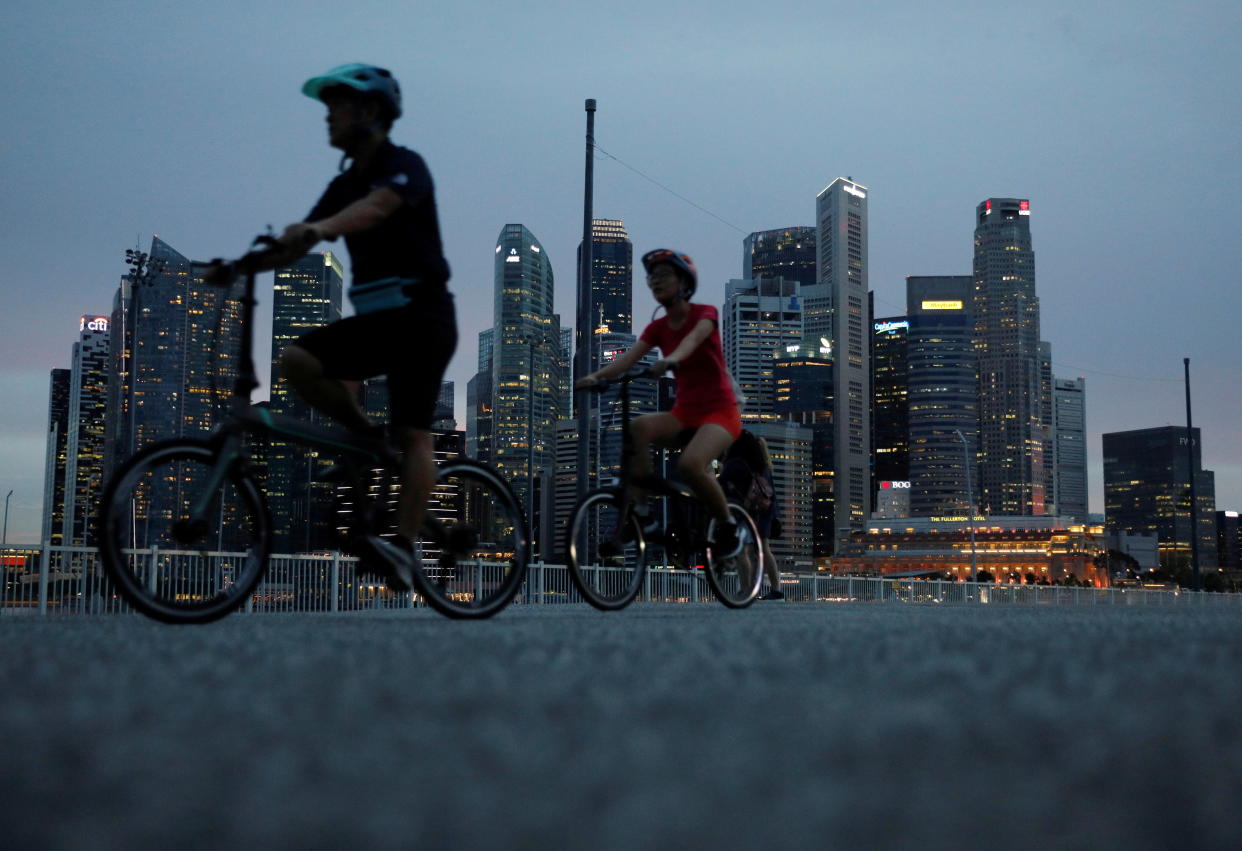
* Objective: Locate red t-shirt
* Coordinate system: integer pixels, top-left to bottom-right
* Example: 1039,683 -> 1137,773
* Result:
640,303 -> 736,414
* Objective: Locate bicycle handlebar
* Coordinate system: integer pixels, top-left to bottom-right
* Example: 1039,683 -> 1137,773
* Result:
203,234 -> 290,287
576,366 -> 658,394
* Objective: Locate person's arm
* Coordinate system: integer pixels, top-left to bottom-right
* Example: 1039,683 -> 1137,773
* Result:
279,185 -> 403,249
216,185 -> 405,283
575,340 -> 654,388
652,317 -> 715,376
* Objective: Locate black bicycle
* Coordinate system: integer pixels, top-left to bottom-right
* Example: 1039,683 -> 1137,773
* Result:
565,368 -> 763,610
98,236 -> 529,623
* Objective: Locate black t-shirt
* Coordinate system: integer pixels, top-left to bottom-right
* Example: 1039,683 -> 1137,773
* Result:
306,141 -> 452,291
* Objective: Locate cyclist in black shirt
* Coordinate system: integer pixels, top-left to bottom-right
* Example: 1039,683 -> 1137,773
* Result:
223,63 -> 457,590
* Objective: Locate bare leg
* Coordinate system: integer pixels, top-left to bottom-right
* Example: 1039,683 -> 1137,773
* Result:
755,536 -> 775,583
627,412 -> 686,505
280,345 -> 371,431
676,423 -> 736,528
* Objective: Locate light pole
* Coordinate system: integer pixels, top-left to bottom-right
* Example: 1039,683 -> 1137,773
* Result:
2,489 -> 10,606
953,430 -> 977,583
575,99 -> 596,501
3,489 -> 12,548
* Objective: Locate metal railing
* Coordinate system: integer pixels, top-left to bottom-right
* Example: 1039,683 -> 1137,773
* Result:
2,545 -> 1238,616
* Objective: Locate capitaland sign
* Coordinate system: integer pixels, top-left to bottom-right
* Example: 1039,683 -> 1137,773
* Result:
874,320 -> 909,334
80,316 -> 109,333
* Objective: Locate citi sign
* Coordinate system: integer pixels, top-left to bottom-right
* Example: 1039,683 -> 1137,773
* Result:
80,316 -> 109,333
880,481 -> 910,489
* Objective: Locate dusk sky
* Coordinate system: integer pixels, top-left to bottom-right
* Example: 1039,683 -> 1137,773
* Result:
3,0 -> 1239,544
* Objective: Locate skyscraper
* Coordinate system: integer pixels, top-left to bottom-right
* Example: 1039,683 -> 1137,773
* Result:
104,236 -> 247,550
107,236 -> 245,461
743,227 -> 817,288
492,224 -> 565,557
906,276 -> 976,518
1104,426 -> 1217,569
267,252 -> 343,553
41,369 -> 71,546
745,421 -> 814,571
61,316 -> 111,546
433,380 -> 456,431
1051,377 -> 1087,521
773,341 -> 834,561
722,277 -> 802,417
466,329 -> 494,463
973,198 -> 1045,515
812,177 -> 870,545
870,310 -> 908,504
580,218 -> 633,339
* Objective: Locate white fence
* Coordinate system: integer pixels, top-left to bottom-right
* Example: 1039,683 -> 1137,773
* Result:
2,545 -> 1237,616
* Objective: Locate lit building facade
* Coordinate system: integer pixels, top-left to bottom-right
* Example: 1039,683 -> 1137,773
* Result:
870,311 -> 908,505
722,278 -> 802,417
834,516 -> 1110,586
746,421 -> 814,571
267,252 -> 343,553
811,177 -> 871,545
973,198 -> 1045,515
773,341 -> 834,562
1051,376 -> 1087,522
580,218 -> 633,339
104,236 -> 248,550
1217,511 -> 1240,570
743,227 -> 817,288
492,224 -> 565,558
466,329 -> 494,464
1104,426 -> 1218,569
905,276 -> 976,518
60,317 -> 111,546
41,369 -> 72,546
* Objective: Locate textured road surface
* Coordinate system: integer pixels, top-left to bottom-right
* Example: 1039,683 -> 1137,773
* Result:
3,602 -> 1241,849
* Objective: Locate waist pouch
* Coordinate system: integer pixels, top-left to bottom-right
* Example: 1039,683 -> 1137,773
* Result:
349,277 -> 421,315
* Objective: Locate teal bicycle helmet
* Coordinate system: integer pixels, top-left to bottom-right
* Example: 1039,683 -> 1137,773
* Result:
302,63 -> 402,120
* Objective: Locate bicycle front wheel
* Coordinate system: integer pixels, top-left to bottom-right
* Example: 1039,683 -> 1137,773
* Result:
97,439 -> 271,624
566,488 -> 646,610
704,503 -> 764,608
412,459 -> 529,619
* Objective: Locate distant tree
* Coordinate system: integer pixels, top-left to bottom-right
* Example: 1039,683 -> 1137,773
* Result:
1024,572 -> 1038,585
1095,549 -> 1141,576
976,570 -> 995,583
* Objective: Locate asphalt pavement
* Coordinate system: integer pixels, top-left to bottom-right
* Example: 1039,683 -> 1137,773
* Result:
3,601 -> 1241,849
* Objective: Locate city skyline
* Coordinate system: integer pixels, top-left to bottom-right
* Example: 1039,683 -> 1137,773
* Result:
3,1 -> 1240,543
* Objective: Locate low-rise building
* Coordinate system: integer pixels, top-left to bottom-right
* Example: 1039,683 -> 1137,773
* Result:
831,516 -> 1110,587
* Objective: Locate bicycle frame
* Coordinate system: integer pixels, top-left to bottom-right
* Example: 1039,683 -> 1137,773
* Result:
593,371 -> 708,569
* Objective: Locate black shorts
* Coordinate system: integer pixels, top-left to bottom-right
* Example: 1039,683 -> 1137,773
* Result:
294,295 -> 457,429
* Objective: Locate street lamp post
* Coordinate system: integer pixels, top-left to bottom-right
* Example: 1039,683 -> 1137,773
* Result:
954,430 -> 978,583
3,489 -> 12,548
2,489 -> 10,606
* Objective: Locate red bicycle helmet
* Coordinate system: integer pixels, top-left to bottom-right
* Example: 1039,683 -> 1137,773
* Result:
641,248 -> 698,299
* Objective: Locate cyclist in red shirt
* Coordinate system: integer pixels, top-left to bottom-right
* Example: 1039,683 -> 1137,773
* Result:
575,248 -> 748,557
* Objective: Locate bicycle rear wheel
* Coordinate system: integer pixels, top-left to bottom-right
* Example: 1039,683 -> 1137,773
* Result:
411,459 -> 529,619
566,488 -> 646,610
97,439 -> 271,624
704,503 -> 763,608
